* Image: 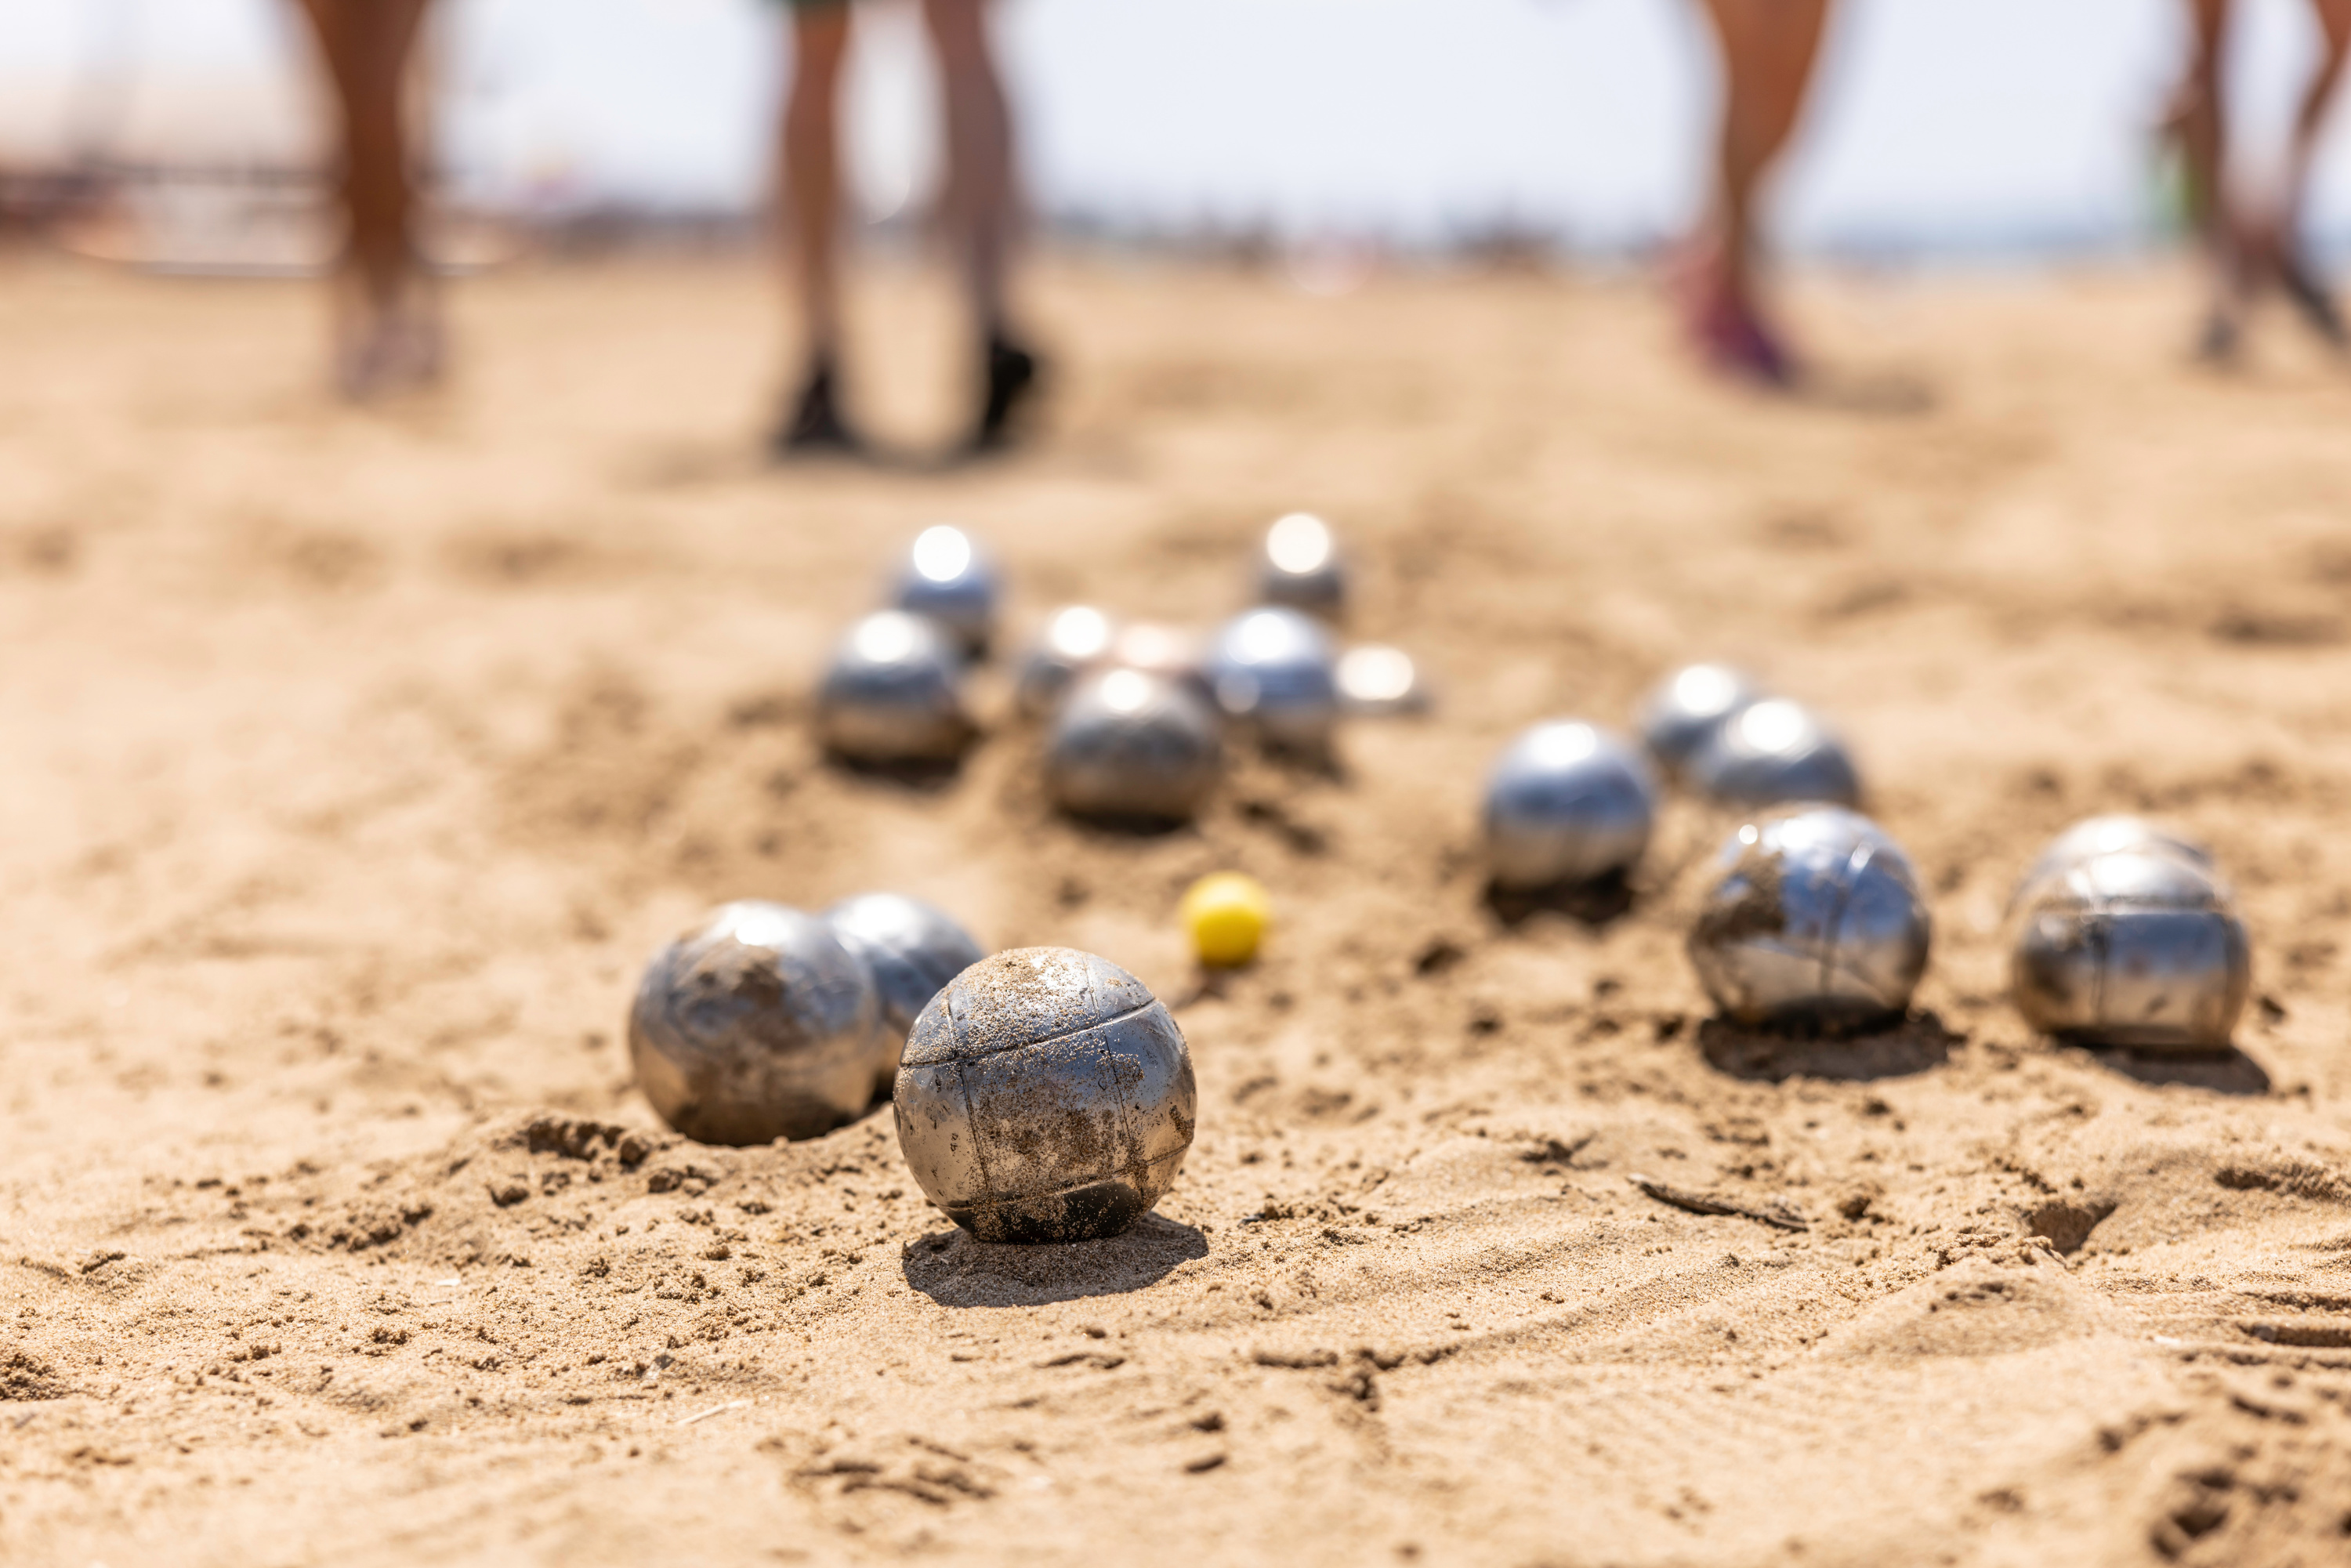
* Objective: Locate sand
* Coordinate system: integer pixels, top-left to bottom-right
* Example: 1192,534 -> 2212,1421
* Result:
5,248 -> 2351,1566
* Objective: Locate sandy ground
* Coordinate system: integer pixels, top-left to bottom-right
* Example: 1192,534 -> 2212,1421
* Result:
5,248 -> 2351,1567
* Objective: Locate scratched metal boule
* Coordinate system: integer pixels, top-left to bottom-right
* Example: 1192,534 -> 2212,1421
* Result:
823,893 -> 987,1095
629,901 -> 879,1145
2008,818 -> 2250,1049
894,947 -> 1197,1244
1688,806 -> 1930,1030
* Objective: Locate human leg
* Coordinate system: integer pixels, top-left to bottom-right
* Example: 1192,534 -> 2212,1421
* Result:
776,0 -> 859,451
2167,0 -> 2247,357
293,0 -> 440,397
1689,0 -> 1831,385
922,0 -> 1038,448
2273,0 -> 2351,344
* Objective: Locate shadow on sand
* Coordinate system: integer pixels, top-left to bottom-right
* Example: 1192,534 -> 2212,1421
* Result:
1483,871 -> 1638,932
1699,1009 -> 1962,1083
900,1213 -> 1209,1307
2078,1044 -> 2272,1096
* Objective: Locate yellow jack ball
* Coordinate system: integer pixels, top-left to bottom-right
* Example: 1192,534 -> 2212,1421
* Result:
1180,871 -> 1272,968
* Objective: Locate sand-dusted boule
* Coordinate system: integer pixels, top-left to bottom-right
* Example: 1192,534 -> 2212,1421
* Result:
893,524 -> 998,656
1205,605 -> 1339,754
1046,667 -> 1223,820
1636,662 -> 1763,776
816,610 -> 973,762
824,891 -> 987,1094
894,947 -> 1197,1244
1688,697 -> 1861,809
629,901 -> 880,1145
2009,818 -> 2250,1049
1690,806 -> 1931,1030
1482,720 -> 1657,889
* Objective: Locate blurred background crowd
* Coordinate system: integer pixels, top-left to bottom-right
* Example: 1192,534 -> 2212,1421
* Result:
3,0 -> 2349,442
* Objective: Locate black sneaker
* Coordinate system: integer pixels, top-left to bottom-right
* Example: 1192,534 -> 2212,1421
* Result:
773,360 -> 863,456
971,334 -> 1041,451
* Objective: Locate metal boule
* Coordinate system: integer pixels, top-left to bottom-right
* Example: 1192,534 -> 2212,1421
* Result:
1047,668 -> 1222,821
1687,697 -> 1861,809
823,893 -> 987,1095
892,524 -> 998,657
1689,806 -> 1931,1030
1014,605 -> 1118,719
816,610 -> 973,763
2008,820 -> 2249,1050
629,901 -> 880,1145
1637,663 -> 1765,776
1205,606 -> 1339,755
2010,814 -> 2215,911
1336,644 -> 1431,716
1256,512 -> 1346,617
1110,621 -> 1213,701
1482,720 -> 1657,889
894,947 -> 1197,1244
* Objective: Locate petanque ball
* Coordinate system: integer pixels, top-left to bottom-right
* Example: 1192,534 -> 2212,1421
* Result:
1482,720 -> 1657,889
630,901 -> 880,1145
1688,806 -> 1930,1030
824,893 -> 987,1095
894,947 -> 1197,1244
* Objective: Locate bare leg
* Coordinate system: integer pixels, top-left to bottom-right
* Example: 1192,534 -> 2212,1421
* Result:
923,0 -> 1038,448
2273,0 -> 2351,344
2168,0 -> 2244,357
293,0 -> 440,398
1689,0 -> 1831,385
774,2 -> 860,451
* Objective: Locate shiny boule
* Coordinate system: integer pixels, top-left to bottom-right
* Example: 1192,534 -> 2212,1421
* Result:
2012,814 -> 2214,907
1689,806 -> 1931,1030
893,524 -> 998,656
894,947 -> 1197,1244
2008,819 -> 2249,1049
1256,512 -> 1346,616
823,893 -> 987,1094
1637,663 -> 1764,776
816,610 -> 972,762
1336,644 -> 1430,716
1483,721 -> 1657,889
1047,667 -> 1223,820
1110,621 -> 1212,699
1206,606 -> 1339,754
630,901 -> 880,1145
1687,697 -> 1861,809
1014,605 -> 1118,718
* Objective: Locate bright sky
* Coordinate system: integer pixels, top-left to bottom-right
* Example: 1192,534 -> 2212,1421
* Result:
4,0 -> 2349,254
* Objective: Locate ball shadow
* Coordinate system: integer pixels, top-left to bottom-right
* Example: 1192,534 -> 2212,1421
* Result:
823,749 -> 969,794
1483,871 -> 1637,932
1698,1009 -> 1960,1083
2078,1044 -> 2272,1096
899,1212 -> 1209,1306
1057,807 -> 1196,839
